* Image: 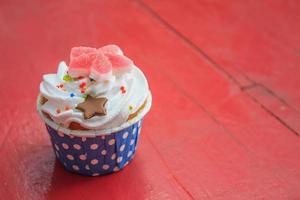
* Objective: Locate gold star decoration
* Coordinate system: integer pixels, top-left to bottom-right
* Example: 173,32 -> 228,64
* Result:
76,95 -> 108,119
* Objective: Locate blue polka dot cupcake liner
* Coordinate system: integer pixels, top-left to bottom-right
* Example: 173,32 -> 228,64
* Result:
45,119 -> 143,176
37,93 -> 151,176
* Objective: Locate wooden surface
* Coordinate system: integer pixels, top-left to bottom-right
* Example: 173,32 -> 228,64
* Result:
0,0 -> 300,199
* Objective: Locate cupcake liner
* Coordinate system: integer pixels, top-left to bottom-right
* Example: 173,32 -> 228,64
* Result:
45,119 -> 142,176
37,93 -> 151,176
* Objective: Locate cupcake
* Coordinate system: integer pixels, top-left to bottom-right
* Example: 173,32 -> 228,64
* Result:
37,45 -> 152,176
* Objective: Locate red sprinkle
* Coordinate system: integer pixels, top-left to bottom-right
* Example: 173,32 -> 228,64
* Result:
56,109 -> 61,114
80,82 -> 86,88
78,76 -> 84,80
81,90 -> 85,94
59,84 -> 63,88
120,86 -> 126,94
65,106 -> 71,110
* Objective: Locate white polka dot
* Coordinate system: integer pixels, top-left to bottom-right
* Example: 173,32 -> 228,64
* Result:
91,159 -> 99,165
111,153 -> 116,160
73,144 -> 81,150
113,166 -> 119,172
90,144 -> 98,150
132,128 -> 137,135
79,154 -> 87,160
63,162 -> 67,166
92,173 -> 99,176
130,139 -> 135,145
101,149 -> 107,155
122,132 -> 129,139
72,165 -> 79,171
69,134 -> 74,139
102,164 -> 110,170
66,154 -> 74,160
138,128 -> 141,135
117,157 -> 123,163
138,121 -> 141,127
120,144 -> 126,152
55,151 -> 59,157
85,165 -> 90,170
124,161 -> 129,166
57,131 -> 64,137
127,151 -> 133,157
82,137 -> 86,142
101,135 -> 105,140
62,143 -> 69,149
108,139 -> 115,145
54,144 -> 59,151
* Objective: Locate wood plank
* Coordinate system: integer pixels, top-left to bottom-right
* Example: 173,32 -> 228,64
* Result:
142,0 -> 300,134
244,84 -> 300,135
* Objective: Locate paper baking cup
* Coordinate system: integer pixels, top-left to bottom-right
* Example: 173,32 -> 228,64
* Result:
45,120 -> 142,176
37,93 -> 152,176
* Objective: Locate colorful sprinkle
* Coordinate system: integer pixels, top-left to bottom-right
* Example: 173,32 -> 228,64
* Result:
81,90 -> 85,94
129,105 -> 133,110
56,109 -> 61,114
65,106 -> 71,111
120,86 -> 126,94
80,82 -> 86,88
63,74 -> 73,82
56,84 -> 64,88
70,93 -> 75,97
104,80 -> 110,85
82,94 -> 88,99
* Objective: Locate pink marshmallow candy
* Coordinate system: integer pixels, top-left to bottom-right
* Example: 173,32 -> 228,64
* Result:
68,45 -> 133,80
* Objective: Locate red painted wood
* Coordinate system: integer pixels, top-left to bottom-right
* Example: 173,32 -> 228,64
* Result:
244,84 -> 300,134
0,0 -> 300,199
142,0 -> 300,133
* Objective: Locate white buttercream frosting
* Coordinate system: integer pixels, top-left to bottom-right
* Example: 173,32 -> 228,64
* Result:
39,60 -> 150,130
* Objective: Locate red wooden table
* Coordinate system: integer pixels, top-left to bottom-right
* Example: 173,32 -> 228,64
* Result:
1,0 -> 300,199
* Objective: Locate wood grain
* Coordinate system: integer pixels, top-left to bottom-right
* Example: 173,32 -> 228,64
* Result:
0,0 -> 299,199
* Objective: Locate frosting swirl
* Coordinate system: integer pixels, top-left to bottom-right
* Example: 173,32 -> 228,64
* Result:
39,45 -> 150,130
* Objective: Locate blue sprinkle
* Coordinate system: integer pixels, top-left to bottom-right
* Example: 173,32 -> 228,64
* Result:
70,93 -> 75,98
